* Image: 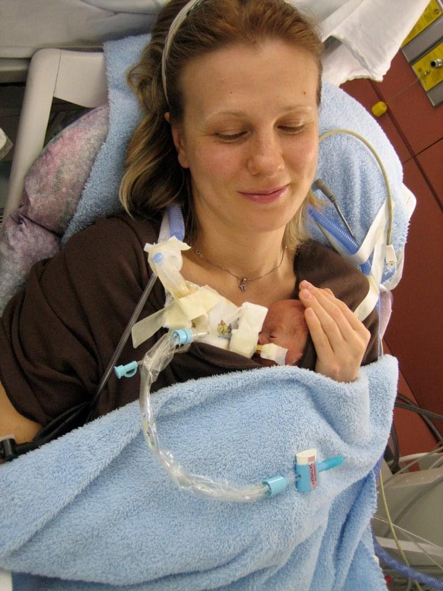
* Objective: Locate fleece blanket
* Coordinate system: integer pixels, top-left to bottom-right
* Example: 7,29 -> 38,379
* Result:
63,34 -> 412,288
0,356 -> 398,590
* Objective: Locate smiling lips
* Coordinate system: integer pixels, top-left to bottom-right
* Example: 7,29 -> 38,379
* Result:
238,184 -> 289,204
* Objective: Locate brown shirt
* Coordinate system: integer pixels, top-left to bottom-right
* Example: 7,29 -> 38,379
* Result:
0,214 -> 379,426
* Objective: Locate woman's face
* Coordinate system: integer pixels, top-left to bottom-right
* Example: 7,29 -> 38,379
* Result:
169,39 -> 319,239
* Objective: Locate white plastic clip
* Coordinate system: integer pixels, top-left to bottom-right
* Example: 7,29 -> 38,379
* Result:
385,244 -> 397,267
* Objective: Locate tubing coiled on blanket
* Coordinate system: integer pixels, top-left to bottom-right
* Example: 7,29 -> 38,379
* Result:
139,331 -> 296,502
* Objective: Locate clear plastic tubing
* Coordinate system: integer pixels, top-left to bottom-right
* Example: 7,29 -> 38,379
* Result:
308,206 -> 372,276
139,330 -> 295,502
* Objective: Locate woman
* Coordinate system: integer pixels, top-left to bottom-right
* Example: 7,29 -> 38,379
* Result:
0,0 -> 378,450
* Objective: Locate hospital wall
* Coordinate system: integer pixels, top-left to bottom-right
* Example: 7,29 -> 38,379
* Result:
342,51 -> 443,451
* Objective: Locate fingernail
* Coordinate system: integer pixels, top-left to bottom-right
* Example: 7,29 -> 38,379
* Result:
301,280 -> 313,289
301,288 -> 312,299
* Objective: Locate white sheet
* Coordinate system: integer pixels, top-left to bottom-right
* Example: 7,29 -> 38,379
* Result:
0,0 -> 431,83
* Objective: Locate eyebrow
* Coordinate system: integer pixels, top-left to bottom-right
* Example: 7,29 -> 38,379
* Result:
205,105 -> 313,121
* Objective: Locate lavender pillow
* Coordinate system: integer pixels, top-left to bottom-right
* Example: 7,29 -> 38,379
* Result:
0,105 -> 109,313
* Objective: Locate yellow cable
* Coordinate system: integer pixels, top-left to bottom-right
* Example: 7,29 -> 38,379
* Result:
378,469 -> 424,591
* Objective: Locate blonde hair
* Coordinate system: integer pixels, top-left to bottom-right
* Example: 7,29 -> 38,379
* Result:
120,0 -> 323,250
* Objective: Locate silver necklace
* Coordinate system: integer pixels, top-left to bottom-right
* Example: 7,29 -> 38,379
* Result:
193,246 -> 287,292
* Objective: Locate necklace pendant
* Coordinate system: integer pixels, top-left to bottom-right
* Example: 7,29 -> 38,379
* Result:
238,278 -> 247,292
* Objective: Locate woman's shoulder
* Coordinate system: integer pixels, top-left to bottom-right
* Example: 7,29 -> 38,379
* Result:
49,213 -> 162,292
65,213 -> 160,252
297,239 -> 370,311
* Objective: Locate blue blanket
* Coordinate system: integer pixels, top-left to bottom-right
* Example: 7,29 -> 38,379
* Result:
0,356 -> 397,590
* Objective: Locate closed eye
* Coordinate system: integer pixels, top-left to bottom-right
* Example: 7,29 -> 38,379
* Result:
280,125 -> 305,133
215,125 -> 305,142
214,132 -> 246,141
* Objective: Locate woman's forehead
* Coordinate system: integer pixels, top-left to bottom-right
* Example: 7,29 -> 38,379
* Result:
179,39 -> 319,120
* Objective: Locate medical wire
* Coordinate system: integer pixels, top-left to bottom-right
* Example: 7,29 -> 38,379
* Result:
399,451 -> 443,467
87,271 -> 158,418
395,402 -> 443,423
381,475 -> 443,539
388,421 -> 401,473
318,128 -> 394,246
312,179 -> 356,239
396,393 -> 443,437
428,455 -> 443,470
382,444 -> 443,488
382,519 -> 443,576
374,517 -> 443,575
378,469 -> 425,591
396,393 -> 443,444
374,536 -> 443,591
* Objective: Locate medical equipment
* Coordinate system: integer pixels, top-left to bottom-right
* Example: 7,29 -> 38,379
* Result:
134,326 -> 345,503
116,229 -> 346,502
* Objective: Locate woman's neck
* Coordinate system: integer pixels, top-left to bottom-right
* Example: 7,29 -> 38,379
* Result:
182,223 -> 296,307
191,224 -> 287,281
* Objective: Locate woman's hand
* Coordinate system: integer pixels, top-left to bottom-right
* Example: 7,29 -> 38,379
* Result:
298,280 -> 371,383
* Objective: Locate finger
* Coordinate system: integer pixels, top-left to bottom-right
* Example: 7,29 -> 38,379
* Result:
301,282 -> 366,335
300,289 -> 346,349
304,306 -> 334,358
314,288 -> 369,335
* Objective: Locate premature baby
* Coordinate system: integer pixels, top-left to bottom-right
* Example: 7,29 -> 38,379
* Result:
255,300 -> 309,366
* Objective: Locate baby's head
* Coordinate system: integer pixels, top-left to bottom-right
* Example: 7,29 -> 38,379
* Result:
257,300 -> 309,366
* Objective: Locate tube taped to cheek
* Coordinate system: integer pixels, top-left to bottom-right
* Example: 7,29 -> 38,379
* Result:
260,343 -> 288,366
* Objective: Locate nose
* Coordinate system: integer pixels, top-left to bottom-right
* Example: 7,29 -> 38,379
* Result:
246,132 -> 285,176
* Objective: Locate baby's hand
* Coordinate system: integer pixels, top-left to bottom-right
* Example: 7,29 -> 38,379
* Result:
298,280 -> 371,382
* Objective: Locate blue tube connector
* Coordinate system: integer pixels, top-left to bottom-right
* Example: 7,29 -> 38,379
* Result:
171,329 -> 194,346
262,475 -> 289,498
114,361 -> 139,379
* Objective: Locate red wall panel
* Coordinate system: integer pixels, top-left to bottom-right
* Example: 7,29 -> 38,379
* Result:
373,53 -> 443,156
416,138 -> 443,209
384,158 -> 443,418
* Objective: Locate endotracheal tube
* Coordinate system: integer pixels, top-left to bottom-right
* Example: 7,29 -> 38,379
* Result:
139,328 -> 296,502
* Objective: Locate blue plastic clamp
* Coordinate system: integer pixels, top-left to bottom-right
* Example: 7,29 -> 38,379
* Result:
295,455 -> 344,493
262,475 -> 289,498
114,361 -> 139,379
171,329 -> 194,346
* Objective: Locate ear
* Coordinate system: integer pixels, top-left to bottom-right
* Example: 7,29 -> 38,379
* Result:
164,112 -> 190,169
